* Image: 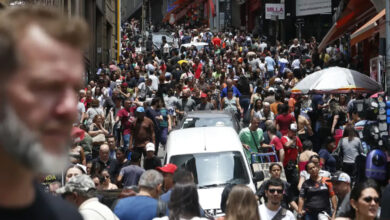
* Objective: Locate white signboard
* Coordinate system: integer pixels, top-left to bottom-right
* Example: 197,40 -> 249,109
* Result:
265,3 -> 285,20
296,0 -> 331,16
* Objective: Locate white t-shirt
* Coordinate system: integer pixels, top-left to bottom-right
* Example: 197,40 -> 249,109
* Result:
149,74 -> 159,91
259,204 -> 295,220
79,198 -> 119,220
300,169 -> 331,180
291,59 -> 300,70
77,101 -> 85,123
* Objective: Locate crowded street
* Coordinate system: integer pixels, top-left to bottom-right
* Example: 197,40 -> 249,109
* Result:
0,0 -> 390,220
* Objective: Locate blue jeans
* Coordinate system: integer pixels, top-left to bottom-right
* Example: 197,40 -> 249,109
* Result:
123,134 -> 130,149
239,97 -> 250,119
304,213 -> 318,220
159,127 -> 168,146
266,70 -> 274,80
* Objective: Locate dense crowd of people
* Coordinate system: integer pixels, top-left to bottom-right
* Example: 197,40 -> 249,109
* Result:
42,17 -> 389,220
0,5 -> 387,220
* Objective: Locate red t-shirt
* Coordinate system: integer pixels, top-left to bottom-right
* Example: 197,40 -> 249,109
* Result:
281,135 -> 302,166
82,97 -> 92,110
269,136 -> 283,162
117,107 -> 135,135
193,63 -> 202,79
212,37 -> 221,47
275,113 -> 295,136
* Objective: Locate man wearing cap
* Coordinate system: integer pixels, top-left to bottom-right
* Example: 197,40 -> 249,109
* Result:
196,93 -> 214,110
327,172 -> 352,218
156,163 -> 177,193
129,106 -> 155,157
117,151 -> 145,188
281,123 -> 303,167
114,170 -> 165,220
58,175 -> 119,220
144,142 -> 162,170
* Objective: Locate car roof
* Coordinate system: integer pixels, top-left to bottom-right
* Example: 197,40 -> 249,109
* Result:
181,42 -> 208,47
185,110 -> 234,118
166,127 -> 243,157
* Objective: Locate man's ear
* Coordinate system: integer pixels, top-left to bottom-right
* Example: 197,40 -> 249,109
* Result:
157,183 -> 163,194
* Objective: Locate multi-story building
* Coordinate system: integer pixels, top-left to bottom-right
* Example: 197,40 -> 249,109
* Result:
4,0 -> 120,82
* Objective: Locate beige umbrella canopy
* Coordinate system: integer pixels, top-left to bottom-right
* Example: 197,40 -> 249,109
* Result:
291,67 -> 382,94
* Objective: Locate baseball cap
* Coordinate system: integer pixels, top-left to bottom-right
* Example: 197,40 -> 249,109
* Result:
290,123 -> 297,131
156,163 -> 177,174
56,174 -> 95,194
136,106 -> 145,113
327,172 -> 351,183
201,93 -> 208,98
146,142 -> 155,152
165,72 -> 172,78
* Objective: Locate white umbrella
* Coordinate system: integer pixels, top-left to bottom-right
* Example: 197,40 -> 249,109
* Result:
291,67 -> 382,94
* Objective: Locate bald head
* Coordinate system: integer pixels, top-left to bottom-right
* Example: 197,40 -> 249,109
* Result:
227,79 -> 233,87
99,144 -> 109,162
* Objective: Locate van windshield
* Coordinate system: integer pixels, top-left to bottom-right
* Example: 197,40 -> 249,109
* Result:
169,151 -> 250,188
182,117 -> 233,129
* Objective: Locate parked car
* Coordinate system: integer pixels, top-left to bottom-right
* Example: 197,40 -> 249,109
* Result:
177,111 -> 241,133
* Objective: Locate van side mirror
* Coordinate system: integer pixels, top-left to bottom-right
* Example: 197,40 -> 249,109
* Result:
253,171 -> 264,183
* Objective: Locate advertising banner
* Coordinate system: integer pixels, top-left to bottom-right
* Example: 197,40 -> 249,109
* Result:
296,0 -> 331,16
265,3 -> 285,20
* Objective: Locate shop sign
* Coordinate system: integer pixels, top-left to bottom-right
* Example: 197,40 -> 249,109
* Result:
265,3 -> 285,20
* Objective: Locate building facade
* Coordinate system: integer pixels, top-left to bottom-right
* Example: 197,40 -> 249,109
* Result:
5,0 -> 120,82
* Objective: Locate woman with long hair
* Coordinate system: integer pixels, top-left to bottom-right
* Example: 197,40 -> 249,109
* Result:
251,98 -> 263,120
88,114 -> 109,138
334,124 -> 363,179
328,99 -> 346,135
224,185 -> 260,220
154,183 -> 207,220
335,179 -> 380,220
100,169 -> 118,190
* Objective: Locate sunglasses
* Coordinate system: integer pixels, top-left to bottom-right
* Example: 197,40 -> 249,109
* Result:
268,189 -> 283,194
362,196 -> 380,204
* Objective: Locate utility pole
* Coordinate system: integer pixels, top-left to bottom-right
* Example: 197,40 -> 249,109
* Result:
386,0 -> 390,95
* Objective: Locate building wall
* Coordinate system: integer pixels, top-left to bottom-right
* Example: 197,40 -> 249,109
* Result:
121,0 -> 142,22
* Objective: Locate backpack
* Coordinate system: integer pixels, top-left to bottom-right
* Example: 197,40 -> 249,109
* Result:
366,149 -> 387,181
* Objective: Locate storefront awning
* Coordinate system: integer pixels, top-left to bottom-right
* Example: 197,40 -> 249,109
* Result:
350,9 -> 385,45
318,0 -> 376,51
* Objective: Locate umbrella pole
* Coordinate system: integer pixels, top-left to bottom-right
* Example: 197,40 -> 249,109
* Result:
386,0 -> 390,95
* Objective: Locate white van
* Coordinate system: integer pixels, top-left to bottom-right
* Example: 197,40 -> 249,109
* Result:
165,126 -> 263,217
